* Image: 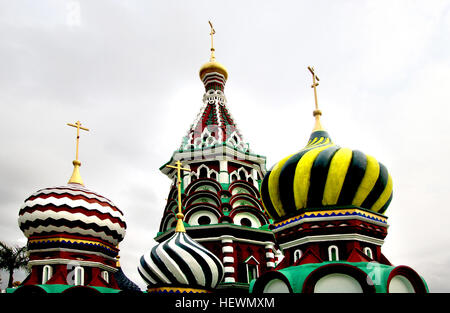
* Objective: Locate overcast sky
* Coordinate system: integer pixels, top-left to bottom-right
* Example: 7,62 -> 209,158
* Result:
1,0 -> 449,292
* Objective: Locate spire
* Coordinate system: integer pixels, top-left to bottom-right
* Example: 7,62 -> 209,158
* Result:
199,21 -> 228,88
66,120 -> 89,185
308,66 -> 324,132
165,161 -> 191,233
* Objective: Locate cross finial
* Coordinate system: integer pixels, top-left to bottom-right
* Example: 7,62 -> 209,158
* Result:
166,160 -> 192,233
308,66 -> 324,131
66,120 -> 89,185
208,21 -> 216,61
67,120 -> 89,161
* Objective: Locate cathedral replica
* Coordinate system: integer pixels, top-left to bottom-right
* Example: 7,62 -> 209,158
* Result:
10,23 -> 428,294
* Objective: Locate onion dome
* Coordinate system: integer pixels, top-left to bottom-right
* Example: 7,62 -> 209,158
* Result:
260,69 -> 393,222
139,160 -> 224,292
199,59 -> 228,82
138,231 -> 224,291
18,183 -> 126,246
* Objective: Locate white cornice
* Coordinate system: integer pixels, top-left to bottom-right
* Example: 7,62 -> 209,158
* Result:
161,146 -> 267,173
279,233 -> 385,250
28,259 -> 118,272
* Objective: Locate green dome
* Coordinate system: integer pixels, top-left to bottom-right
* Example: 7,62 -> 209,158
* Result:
260,130 -> 393,222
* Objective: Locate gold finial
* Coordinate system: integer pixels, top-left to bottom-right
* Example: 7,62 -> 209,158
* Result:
208,21 -> 216,61
66,121 -> 89,185
308,66 -> 323,132
165,160 -> 191,233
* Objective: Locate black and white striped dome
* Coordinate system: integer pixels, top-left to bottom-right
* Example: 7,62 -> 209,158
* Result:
138,232 -> 224,290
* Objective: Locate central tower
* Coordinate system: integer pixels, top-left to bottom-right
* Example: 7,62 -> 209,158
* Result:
153,22 -> 276,292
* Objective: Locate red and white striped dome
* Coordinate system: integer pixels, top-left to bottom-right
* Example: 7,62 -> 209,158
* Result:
18,183 -> 126,246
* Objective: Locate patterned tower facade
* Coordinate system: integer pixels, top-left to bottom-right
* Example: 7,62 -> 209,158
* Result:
251,76 -> 429,293
18,184 -> 127,290
154,55 -> 276,291
13,123 -> 140,294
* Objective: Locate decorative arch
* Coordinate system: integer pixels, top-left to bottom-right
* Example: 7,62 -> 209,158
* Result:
209,169 -> 218,181
364,247 -> 373,259
74,266 -> 85,286
229,206 -> 270,227
163,199 -> 178,213
184,190 -> 221,208
184,205 -> 222,226
230,194 -> 264,211
185,177 -> 222,196
328,245 -> 339,261
251,271 -> 293,294
229,181 -> 260,198
197,164 -> 209,179
42,264 -> 53,284
386,266 -> 427,293
293,250 -> 303,263
159,213 -> 177,232
302,263 -> 376,293
13,285 -> 47,295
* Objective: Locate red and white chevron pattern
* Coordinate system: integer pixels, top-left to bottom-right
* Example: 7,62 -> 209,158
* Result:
18,184 -> 126,245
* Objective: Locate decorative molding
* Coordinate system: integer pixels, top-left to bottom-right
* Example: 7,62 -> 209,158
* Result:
279,233 -> 385,250
273,208 -> 388,233
27,247 -> 117,261
28,258 -> 117,272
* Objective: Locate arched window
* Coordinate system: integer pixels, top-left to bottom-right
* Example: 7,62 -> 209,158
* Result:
210,172 -> 217,180
364,247 -> 373,259
230,173 -> 237,182
198,215 -> 212,225
293,249 -> 302,263
239,170 -> 246,181
328,245 -> 339,261
240,217 -> 252,227
199,167 -> 208,179
101,270 -> 109,283
314,273 -> 363,293
247,264 -> 258,282
263,278 -> 290,293
74,266 -> 84,286
42,265 -> 53,284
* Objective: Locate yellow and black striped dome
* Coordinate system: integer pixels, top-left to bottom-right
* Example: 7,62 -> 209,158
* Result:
260,130 -> 393,222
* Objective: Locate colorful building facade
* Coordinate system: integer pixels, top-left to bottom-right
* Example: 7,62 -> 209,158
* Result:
10,24 -> 428,294
11,123 -> 139,294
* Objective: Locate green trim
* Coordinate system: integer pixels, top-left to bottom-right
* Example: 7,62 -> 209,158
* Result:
9,284 -> 121,294
271,261 -> 425,293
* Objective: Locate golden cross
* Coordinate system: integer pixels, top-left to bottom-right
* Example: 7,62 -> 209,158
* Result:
308,66 -> 324,131
67,121 -> 89,161
308,66 -> 320,111
166,160 -> 191,232
208,20 -> 216,61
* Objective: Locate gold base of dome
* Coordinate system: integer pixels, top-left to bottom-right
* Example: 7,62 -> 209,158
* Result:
68,160 -> 84,186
